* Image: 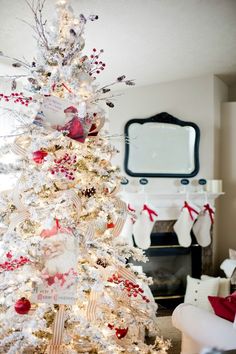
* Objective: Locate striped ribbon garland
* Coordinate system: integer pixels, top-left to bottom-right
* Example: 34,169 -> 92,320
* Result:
12,174 -> 26,209
8,211 -> 29,232
109,183 -> 120,196
8,174 -> 29,232
86,289 -> 101,322
112,198 -> 127,237
64,190 -> 82,217
11,142 -> 27,157
11,137 -> 28,158
47,305 -> 65,354
118,266 -> 136,283
84,222 -> 95,243
86,265 -> 136,322
86,266 -> 112,321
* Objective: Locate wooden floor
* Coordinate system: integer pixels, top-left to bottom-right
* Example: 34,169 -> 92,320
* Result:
156,315 -> 182,354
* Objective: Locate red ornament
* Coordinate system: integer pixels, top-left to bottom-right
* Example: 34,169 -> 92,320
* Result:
115,327 -> 128,339
108,324 -> 129,339
107,222 -> 115,229
32,150 -> 48,164
14,297 -> 31,315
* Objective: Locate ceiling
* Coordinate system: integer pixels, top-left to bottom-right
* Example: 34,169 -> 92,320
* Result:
0,0 -> 236,87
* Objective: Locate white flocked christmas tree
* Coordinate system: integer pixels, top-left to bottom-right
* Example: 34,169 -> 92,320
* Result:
0,1 -> 170,353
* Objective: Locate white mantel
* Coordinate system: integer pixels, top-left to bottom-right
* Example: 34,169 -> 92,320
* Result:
119,191 -> 223,220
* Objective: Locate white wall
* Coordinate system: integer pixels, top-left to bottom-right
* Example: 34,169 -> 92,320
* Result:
213,76 -> 229,177
109,74 -> 226,194
217,102 -> 236,268
228,83 -> 236,102
109,74 -> 228,273
212,77 -> 228,270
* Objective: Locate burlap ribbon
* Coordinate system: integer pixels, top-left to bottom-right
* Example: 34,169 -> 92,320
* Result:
47,305 -> 65,354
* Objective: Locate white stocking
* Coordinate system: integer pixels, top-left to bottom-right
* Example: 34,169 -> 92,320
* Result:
119,204 -> 136,246
133,204 -> 158,249
173,201 -> 199,247
192,203 -> 214,247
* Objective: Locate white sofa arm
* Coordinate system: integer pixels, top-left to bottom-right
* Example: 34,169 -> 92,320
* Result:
172,303 -> 236,354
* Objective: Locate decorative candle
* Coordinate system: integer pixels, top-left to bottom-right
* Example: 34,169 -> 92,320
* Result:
206,180 -> 223,193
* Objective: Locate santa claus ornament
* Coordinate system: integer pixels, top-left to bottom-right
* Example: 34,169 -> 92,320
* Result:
15,297 -> 31,315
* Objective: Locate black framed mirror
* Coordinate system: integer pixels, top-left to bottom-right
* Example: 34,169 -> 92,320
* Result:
124,112 -> 200,178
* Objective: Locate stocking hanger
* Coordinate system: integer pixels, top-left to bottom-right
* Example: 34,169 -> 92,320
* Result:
180,178 -> 190,202
139,178 -> 149,203
198,178 -> 208,204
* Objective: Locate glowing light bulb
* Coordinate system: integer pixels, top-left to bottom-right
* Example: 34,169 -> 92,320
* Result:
57,0 -> 67,5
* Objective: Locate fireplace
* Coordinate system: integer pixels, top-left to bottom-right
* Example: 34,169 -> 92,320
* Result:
133,220 -> 212,310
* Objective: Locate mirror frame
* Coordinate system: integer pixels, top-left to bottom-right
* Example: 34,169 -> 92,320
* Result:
124,112 -> 200,178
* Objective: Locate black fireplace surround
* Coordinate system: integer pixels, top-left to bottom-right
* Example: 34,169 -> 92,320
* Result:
132,220 -> 211,310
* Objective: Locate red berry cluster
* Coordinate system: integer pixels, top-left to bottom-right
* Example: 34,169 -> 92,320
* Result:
89,48 -> 106,76
0,252 -> 30,272
50,153 -> 77,180
0,92 -> 33,106
107,273 -> 150,303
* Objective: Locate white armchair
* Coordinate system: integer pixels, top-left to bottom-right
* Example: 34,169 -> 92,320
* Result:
172,303 -> 236,354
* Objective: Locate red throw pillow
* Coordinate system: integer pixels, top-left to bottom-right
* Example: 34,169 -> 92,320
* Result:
208,291 -> 236,322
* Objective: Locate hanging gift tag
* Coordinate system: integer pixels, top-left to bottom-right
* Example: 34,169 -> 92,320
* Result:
32,225 -> 78,305
34,96 -> 93,143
